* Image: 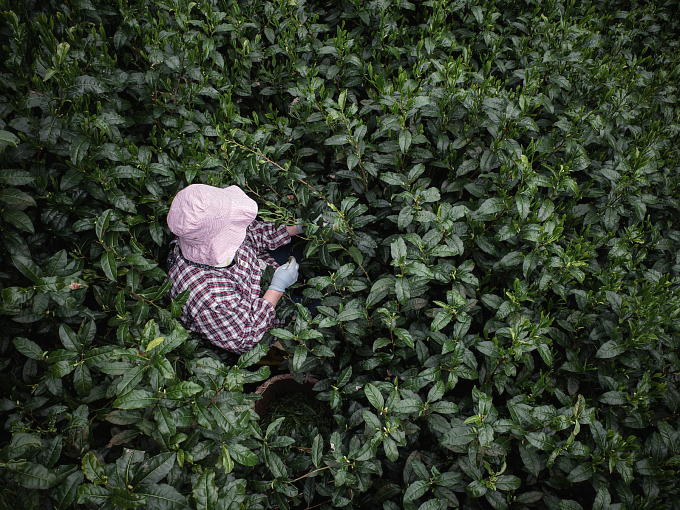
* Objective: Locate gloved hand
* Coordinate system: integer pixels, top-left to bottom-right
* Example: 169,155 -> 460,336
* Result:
268,256 -> 299,292
286,223 -> 304,236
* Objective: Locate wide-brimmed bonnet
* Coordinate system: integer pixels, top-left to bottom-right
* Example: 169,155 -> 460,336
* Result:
167,184 -> 257,266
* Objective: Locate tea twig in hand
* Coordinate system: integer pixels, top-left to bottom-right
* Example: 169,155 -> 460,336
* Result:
222,137 -> 330,202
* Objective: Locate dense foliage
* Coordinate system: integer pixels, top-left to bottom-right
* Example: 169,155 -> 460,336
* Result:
1,0 -> 679,508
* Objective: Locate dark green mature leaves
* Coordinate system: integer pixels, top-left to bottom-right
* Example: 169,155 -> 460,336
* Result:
595,340 -> 626,359
364,383 -> 384,411
1,0 -> 679,509
6,461 -> 57,489
114,390 -> 157,409
193,471 -> 218,510
13,337 -> 44,360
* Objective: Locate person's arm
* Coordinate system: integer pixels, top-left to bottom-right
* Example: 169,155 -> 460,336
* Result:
263,289 -> 283,307
246,220 -> 292,254
286,225 -> 303,237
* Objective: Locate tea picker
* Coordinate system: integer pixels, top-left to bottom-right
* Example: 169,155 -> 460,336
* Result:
165,183 -> 303,353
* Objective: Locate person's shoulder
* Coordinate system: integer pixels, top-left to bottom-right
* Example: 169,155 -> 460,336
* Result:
237,235 -> 260,256
170,248 -> 214,282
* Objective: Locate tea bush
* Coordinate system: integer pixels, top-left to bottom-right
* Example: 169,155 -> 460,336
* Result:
1,0 -> 679,508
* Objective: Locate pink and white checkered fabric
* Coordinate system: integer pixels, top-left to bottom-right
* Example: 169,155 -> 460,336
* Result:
168,220 -> 291,353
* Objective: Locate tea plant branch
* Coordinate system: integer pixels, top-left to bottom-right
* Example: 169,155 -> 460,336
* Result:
129,290 -> 162,309
292,446 -> 312,453
342,247 -> 371,281
110,283 -> 163,310
85,272 -> 163,312
288,464 -> 332,483
221,137 -> 331,203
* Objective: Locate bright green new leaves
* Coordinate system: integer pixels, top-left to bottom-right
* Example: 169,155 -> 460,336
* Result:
431,289 -> 473,331
145,336 -> 165,352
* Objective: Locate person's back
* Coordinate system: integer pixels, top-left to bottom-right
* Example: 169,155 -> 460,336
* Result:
166,184 -> 302,353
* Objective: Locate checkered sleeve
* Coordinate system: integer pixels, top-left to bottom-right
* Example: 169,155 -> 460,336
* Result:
194,297 -> 277,353
246,220 -> 291,254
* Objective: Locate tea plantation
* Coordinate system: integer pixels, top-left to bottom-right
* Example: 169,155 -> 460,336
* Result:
1,0 -> 679,508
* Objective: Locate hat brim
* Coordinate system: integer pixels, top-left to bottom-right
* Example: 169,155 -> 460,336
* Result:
170,185 -> 258,266
178,219 -> 252,266
178,222 -> 248,267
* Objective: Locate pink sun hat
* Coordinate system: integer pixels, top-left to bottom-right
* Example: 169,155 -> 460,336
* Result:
167,184 -> 258,266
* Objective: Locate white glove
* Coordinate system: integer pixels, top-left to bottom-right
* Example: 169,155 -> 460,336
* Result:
268,257 -> 299,292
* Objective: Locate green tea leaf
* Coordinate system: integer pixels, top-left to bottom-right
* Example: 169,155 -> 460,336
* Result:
324,134 -> 348,146
475,198 -> 504,217
220,445 -> 234,474
404,480 -> 428,502
441,425 -> 475,447
364,383 -> 384,410
166,381 -> 202,399
53,471 -> 83,509
391,237 -> 407,262
595,340 -> 625,359
13,337 -> 44,360
145,337 -> 165,352
100,252 -> 117,281
11,254 -> 42,282
8,461 -> 57,489
135,452 -> 176,486
81,452 -> 106,484
0,188 -> 35,209
366,277 -> 394,308
599,391 -> 626,405
292,345 -> 307,371
515,195 -> 530,219
4,209 -> 34,233
0,129 -> 20,147
59,324 -> 81,351
115,365 -> 147,395
70,137 -> 90,165
237,342 -> 267,367
383,437 -> 399,461
193,471 -> 218,510
228,443 -> 258,466
495,475 -> 521,491
73,365 -> 93,395
139,484 -> 187,509
312,434 -> 323,468
114,389 -> 157,409
399,130 -> 412,153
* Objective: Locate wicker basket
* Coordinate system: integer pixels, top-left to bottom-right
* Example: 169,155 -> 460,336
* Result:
253,373 -> 319,417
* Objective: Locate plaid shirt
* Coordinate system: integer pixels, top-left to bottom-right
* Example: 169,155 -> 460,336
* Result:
167,220 -> 291,353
